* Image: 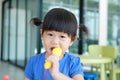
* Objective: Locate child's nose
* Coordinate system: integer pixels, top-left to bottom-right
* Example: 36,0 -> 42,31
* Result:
52,37 -> 60,44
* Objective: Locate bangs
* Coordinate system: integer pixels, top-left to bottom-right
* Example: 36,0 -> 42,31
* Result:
42,8 -> 77,37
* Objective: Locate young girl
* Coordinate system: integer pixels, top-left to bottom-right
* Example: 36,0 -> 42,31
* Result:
24,8 -> 84,80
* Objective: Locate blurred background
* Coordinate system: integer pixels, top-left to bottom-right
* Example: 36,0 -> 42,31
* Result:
0,0 -> 120,79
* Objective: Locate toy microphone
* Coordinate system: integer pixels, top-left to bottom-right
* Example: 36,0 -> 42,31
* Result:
44,47 -> 62,69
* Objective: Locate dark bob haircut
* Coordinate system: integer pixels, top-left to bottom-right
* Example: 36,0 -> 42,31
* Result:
32,8 -> 78,40
42,8 -> 77,38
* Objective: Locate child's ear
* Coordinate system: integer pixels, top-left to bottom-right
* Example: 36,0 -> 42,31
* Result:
69,36 -> 78,46
72,36 -> 78,42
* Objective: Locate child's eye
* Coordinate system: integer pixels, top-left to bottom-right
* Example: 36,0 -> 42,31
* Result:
60,35 -> 65,38
48,33 -> 53,36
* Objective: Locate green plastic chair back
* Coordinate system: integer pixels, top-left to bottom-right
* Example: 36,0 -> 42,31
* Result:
102,46 -> 116,60
88,45 -> 103,57
102,46 -> 119,80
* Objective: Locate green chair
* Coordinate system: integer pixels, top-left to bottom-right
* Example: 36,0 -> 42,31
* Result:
102,46 -> 120,80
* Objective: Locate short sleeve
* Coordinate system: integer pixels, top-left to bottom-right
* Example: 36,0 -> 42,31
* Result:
69,57 -> 84,77
24,56 -> 34,80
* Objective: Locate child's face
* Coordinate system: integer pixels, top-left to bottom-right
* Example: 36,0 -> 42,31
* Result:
41,30 -> 74,55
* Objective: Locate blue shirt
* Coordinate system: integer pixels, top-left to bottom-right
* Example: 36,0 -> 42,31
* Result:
24,52 -> 84,80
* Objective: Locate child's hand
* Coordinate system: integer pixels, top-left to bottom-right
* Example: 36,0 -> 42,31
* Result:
46,54 -> 60,78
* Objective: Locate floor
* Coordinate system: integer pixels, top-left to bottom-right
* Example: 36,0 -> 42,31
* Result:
0,61 -> 24,80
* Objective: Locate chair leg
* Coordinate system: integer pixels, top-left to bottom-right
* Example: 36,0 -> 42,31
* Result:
117,73 -> 120,80
112,72 -> 116,80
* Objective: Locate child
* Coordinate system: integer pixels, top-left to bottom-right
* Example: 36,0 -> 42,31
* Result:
24,8 -> 84,80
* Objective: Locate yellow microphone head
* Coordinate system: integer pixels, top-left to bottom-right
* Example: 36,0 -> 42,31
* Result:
52,47 -> 62,57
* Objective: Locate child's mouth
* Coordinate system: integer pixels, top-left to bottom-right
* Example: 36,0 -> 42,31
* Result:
51,47 -> 55,51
